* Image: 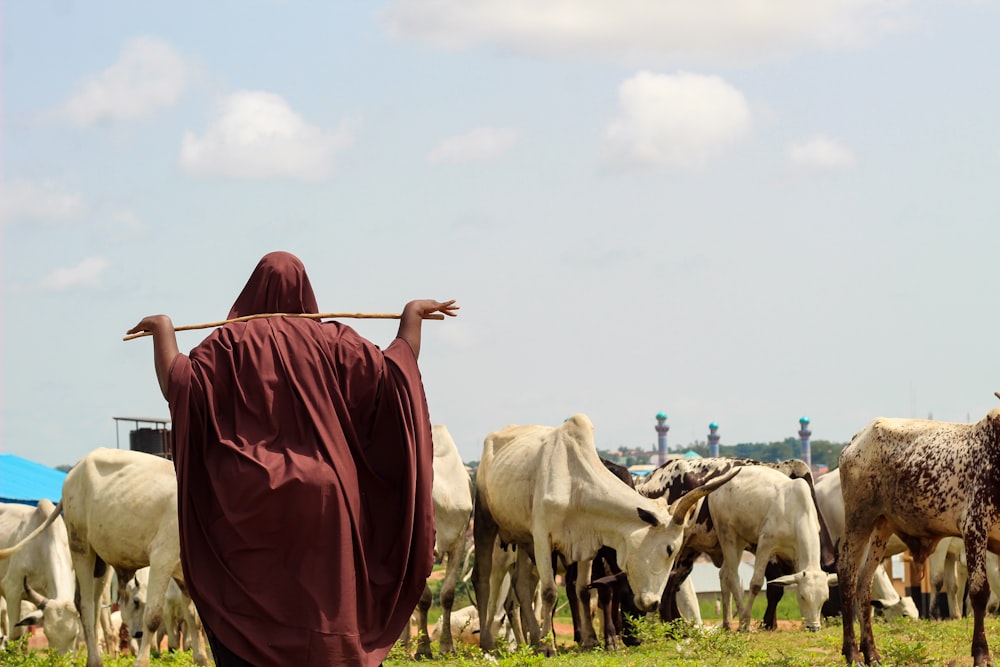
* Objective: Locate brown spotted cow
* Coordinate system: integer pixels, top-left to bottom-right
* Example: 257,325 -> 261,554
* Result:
838,397 -> 1000,667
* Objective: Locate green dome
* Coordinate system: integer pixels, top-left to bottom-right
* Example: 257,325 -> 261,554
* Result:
655,412 -> 668,420
709,422 -> 719,429
799,417 -> 811,425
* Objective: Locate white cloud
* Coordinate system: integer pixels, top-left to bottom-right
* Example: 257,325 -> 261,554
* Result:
0,180 -> 83,225
787,135 -> 857,170
427,127 -> 520,164
58,36 -> 190,126
382,0 -> 910,65
601,71 -> 752,170
179,91 -> 354,181
37,257 -> 109,291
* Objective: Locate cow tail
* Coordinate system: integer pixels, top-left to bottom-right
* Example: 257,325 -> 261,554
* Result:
0,500 -> 63,559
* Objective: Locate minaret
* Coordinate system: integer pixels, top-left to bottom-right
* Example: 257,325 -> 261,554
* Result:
655,412 -> 669,465
798,416 -> 812,468
708,422 -> 720,458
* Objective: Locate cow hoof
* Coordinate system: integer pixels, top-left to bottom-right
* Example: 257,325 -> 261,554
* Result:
534,645 -> 557,658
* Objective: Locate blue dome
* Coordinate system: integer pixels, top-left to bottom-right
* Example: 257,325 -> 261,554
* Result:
655,412 -> 668,420
799,416 -> 811,425
709,422 -> 719,429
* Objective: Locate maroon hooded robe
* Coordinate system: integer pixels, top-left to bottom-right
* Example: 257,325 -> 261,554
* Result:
166,252 -> 435,666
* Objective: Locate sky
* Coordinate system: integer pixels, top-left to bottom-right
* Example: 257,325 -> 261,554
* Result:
3,1 -> 999,468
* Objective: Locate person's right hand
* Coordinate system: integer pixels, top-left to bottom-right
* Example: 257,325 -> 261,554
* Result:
127,314 -> 174,336
408,299 -> 460,319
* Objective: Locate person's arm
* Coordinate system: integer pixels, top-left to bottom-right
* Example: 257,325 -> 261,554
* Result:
126,315 -> 180,400
396,299 -> 459,360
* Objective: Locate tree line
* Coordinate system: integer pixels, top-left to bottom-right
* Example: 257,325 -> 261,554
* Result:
597,437 -> 848,470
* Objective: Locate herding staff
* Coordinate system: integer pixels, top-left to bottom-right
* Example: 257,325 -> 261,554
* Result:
123,311 -> 445,341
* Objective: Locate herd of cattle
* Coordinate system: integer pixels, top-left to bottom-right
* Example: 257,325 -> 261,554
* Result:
3,397 -> 1000,666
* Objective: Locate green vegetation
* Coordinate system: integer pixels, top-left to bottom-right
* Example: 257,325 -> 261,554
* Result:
5,614 -> 996,667
383,615 -> 994,667
0,637 -> 200,667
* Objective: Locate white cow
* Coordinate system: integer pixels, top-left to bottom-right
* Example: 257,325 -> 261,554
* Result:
0,499 -> 80,652
0,448 -> 207,667
409,424 -> 474,658
707,465 -> 835,631
928,536 -> 1000,620
120,567 -> 208,661
472,414 -> 738,654
813,468 -> 919,620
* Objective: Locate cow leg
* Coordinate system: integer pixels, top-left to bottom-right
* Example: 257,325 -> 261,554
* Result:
513,549 -> 546,650
185,596 -> 209,666
562,560 -> 582,644
928,540 -> 951,619
472,504 -> 499,652
676,576 -> 703,626
414,583 -> 433,658
1,587 -> 26,643
71,550 -> 106,667
856,521 -> 893,666
499,578 -> 526,646
717,542 -> 744,631
591,581 -> 617,650
527,546 -> 557,656
570,557 -> 597,649
589,556 -> 618,650
964,529 -> 993,667
97,577 -> 118,659
437,542 -> 463,655
945,551 -> 963,619
740,539 -> 773,632
761,560 -> 788,631
487,547 -> 517,647
134,564 -> 171,667
661,554 -> 695,623
838,503 -> 880,667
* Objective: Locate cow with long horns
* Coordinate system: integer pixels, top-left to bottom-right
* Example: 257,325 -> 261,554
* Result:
472,414 -> 739,655
0,499 -> 80,653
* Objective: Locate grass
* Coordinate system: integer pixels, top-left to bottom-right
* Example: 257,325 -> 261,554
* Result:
1,575 -> 986,667
385,614 -> 1000,667
3,615 -> 997,667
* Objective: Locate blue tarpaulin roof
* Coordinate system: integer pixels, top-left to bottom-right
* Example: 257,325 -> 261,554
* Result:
0,453 -> 67,506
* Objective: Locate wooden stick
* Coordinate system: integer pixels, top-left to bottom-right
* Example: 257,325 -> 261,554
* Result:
123,311 -> 444,341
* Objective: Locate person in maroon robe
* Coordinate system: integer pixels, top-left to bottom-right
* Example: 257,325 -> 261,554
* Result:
127,251 -> 459,666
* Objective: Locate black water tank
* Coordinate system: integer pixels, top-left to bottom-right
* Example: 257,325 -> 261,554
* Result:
130,427 -> 169,457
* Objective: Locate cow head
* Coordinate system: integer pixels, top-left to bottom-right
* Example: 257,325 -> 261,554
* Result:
767,570 -> 837,631
121,571 -> 148,639
19,577 -> 80,654
621,468 -> 740,613
872,594 -> 919,620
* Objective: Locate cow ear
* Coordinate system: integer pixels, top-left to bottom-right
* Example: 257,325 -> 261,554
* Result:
636,507 -> 660,527
16,610 -> 44,627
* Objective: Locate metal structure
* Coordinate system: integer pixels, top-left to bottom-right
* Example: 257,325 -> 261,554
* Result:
113,416 -> 171,460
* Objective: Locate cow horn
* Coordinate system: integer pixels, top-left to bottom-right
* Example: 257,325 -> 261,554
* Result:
670,467 -> 741,525
23,577 -> 49,611
995,391 -> 1000,401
